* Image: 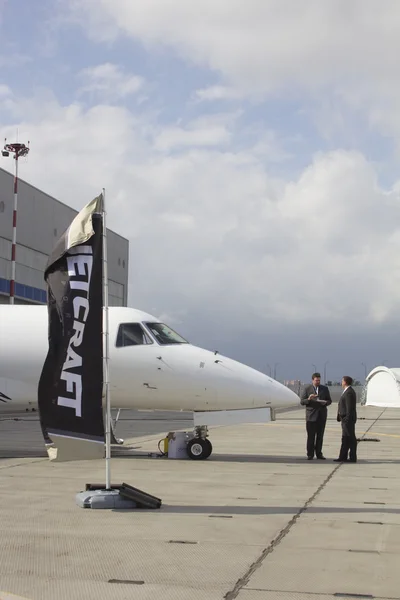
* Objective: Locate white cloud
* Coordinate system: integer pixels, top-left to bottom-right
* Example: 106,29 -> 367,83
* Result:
0,84 -> 11,97
159,213 -> 195,229
194,86 -> 244,102
78,63 -> 144,100
2,87 -> 400,336
154,124 -> 230,151
153,114 -> 236,151
1,1 -> 399,376
64,0 -> 400,152
67,1 -> 400,100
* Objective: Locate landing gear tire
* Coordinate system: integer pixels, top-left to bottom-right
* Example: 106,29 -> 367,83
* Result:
203,439 -> 212,459
187,438 -> 213,460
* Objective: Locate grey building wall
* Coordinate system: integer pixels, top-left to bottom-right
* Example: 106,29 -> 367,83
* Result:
0,167 -> 128,305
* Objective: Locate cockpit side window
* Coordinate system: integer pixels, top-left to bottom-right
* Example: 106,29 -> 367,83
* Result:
144,322 -> 188,345
116,323 -> 154,347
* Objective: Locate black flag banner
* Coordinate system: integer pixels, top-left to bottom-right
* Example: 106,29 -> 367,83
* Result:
38,195 -> 105,461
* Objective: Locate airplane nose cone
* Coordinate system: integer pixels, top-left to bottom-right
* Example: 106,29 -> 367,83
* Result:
273,380 -> 300,407
202,348 -> 300,409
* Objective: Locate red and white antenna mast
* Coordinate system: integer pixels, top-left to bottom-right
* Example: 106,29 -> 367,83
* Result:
2,139 -> 30,304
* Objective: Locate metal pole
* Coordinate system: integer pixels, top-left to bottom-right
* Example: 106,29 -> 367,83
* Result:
9,156 -> 18,304
101,188 -> 111,490
2,139 -> 30,304
324,360 -> 329,384
361,362 -> 367,379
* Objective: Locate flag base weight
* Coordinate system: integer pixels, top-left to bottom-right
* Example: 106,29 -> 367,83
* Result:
76,489 -> 135,509
76,482 -> 162,510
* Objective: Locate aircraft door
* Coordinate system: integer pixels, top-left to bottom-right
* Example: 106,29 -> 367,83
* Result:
111,322 -> 163,405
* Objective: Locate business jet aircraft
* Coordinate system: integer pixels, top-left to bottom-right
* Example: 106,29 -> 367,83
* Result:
0,305 -> 299,459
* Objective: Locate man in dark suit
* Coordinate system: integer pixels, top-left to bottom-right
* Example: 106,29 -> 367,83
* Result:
300,372 -> 332,460
335,375 -> 357,463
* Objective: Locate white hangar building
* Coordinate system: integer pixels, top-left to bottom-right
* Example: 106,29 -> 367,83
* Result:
362,366 -> 400,408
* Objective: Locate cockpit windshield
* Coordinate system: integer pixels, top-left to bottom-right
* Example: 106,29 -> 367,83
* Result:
144,322 -> 188,345
116,323 -> 153,347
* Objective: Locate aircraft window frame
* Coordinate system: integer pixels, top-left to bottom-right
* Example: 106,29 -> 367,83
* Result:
144,322 -> 189,345
115,322 -> 154,348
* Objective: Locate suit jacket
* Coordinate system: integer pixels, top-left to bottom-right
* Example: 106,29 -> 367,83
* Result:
300,384 -> 332,422
337,386 -> 357,425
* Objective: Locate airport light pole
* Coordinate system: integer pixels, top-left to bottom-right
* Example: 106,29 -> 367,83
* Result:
312,363 -> 317,373
323,360 -> 329,384
361,362 -> 367,380
266,363 -> 272,377
2,139 -> 30,304
273,362 -> 279,380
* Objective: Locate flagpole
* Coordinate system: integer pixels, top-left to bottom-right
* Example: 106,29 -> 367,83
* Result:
102,188 -> 112,490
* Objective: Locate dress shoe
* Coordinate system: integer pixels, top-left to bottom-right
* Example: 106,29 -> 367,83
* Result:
316,455 -> 326,460
334,458 -> 347,462
307,456 -> 313,460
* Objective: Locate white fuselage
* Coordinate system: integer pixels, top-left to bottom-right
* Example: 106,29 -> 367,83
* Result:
0,305 -> 299,414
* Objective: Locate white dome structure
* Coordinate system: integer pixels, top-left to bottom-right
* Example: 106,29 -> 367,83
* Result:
362,366 -> 400,408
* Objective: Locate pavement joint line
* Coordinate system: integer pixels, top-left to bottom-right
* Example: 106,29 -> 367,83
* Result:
0,458 -> 46,470
358,409 -> 387,441
242,590 -> 400,599
223,463 -> 342,600
223,408 -> 388,600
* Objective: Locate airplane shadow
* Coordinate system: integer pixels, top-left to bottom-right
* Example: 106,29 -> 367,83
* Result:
0,450 -> 47,459
112,451 -> 307,464
210,454 -> 400,465
210,454 -> 320,464
0,446 -> 145,460
0,443 -> 155,460
1,446 -> 399,465
112,450 -> 400,465
113,504 -> 400,516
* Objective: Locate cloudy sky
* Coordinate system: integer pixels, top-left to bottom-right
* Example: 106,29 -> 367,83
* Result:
1,0 -> 400,382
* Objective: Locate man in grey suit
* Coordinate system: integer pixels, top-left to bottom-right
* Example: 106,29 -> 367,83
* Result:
335,375 -> 357,463
300,372 -> 332,460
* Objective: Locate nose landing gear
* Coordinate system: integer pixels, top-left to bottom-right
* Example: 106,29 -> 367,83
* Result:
186,425 -> 213,460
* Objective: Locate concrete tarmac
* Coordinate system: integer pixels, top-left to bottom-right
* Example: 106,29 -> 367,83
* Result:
0,410 -> 194,458
0,405 -> 399,599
